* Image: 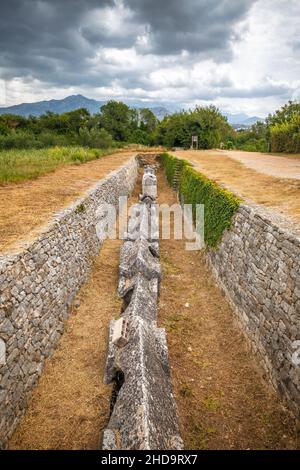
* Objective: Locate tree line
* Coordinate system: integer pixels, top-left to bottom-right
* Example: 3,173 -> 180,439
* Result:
0,99 -> 299,153
225,101 -> 300,153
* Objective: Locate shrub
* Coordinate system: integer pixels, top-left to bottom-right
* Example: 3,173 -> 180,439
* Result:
38,131 -> 73,147
270,115 -> 300,153
78,127 -> 114,149
130,129 -> 151,145
160,152 -> 240,247
0,130 -> 38,149
224,140 -> 234,150
161,152 -> 188,186
0,129 -> 75,150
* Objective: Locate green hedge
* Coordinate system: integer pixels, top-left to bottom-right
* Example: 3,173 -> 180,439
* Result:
270,115 -> 300,153
160,152 -> 240,247
161,152 -> 189,185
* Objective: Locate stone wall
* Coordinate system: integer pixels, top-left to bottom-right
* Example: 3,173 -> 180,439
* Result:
207,203 -> 300,417
0,157 -> 138,448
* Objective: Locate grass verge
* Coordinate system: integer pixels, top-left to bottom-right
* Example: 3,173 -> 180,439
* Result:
0,146 -> 116,184
160,152 -> 240,247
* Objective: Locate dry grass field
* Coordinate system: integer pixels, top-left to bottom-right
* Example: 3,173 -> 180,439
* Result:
0,151 -> 134,253
172,150 -> 300,225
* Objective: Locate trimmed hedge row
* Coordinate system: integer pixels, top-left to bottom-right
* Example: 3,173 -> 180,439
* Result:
162,151 -> 189,186
160,152 -> 240,247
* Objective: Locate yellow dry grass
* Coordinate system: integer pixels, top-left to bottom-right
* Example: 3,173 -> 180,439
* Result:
0,151 -> 133,253
8,238 -> 121,449
172,150 -> 300,224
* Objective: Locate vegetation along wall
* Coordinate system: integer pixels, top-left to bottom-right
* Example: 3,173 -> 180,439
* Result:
0,157 -> 138,448
161,153 -> 300,418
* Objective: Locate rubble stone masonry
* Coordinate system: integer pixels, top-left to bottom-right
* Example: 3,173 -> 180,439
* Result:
208,203 -> 300,417
0,157 -> 138,448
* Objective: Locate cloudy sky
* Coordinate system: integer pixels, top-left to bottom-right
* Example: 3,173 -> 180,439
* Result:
0,0 -> 299,116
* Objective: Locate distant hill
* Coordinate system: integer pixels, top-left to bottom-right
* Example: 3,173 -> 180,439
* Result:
0,94 -> 169,120
225,113 -> 263,128
242,116 -> 262,125
0,95 -> 264,127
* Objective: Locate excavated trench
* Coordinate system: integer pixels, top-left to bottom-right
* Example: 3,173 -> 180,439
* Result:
8,156 -> 299,450
101,161 -> 183,450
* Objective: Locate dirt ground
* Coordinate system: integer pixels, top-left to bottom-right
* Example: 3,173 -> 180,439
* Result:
8,237 -> 121,449
173,150 -> 300,225
0,151 -> 133,254
157,170 -> 299,450
8,179 -> 142,450
8,168 -> 299,450
218,149 -> 300,180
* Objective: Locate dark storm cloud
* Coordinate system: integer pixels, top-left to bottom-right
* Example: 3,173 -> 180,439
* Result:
0,0 -> 112,82
127,0 -> 256,57
0,0 -> 256,88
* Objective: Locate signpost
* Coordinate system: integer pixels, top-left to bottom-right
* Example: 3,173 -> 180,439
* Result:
191,135 -> 198,150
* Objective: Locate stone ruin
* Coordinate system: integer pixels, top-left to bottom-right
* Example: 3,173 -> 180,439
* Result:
102,165 -> 183,450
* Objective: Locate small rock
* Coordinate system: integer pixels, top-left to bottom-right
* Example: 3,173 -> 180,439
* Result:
185,302 -> 190,308
74,299 -> 81,309
187,346 -> 192,352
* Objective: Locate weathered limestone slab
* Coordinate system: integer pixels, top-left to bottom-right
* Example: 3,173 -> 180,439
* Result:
103,316 -> 183,450
142,172 -> 157,200
119,273 -> 159,323
119,239 -> 161,282
125,203 -> 159,242
103,164 -> 182,450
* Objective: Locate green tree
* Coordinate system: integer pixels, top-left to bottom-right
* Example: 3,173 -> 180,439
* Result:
99,100 -> 132,141
266,101 -> 300,153
266,101 -> 300,127
78,127 -> 114,148
138,108 -> 158,133
155,105 -> 230,149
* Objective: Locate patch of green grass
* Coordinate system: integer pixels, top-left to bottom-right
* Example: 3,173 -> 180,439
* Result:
0,146 -> 115,184
160,152 -> 241,247
160,254 -> 181,275
202,395 -> 220,411
187,421 -> 217,449
163,313 -> 193,337
192,357 -> 210,368
180,382 -> 194,398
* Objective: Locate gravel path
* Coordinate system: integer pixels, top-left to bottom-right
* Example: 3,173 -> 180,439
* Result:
218,150 -> 300,180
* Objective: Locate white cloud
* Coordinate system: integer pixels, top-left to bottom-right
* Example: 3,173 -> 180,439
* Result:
1,0 -> 299,116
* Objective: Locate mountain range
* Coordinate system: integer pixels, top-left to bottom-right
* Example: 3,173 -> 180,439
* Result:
224,113 -> 263,128
0,94 -> 169,120
0,94 -> 264,126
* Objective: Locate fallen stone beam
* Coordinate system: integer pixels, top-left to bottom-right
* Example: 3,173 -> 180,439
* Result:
103,316 -> 183,450
101,165 -> 183,450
